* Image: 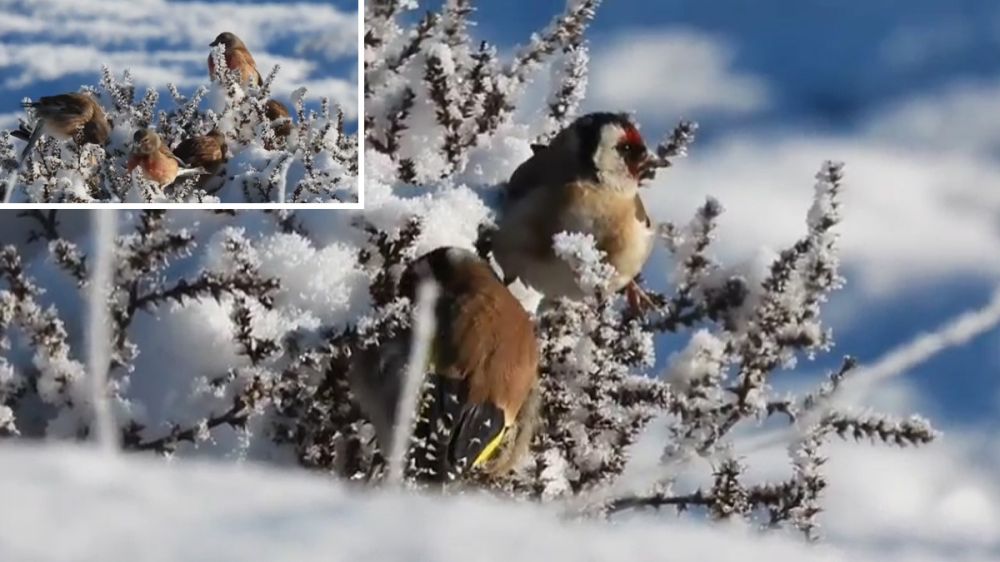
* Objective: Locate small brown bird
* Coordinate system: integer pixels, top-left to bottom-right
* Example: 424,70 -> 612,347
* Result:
208,32 -> 262,87
127,129 -> 180,187
15,92 -> 111,164
264,99 -> 292,148
493,112 -> 659,309
349,247 -> 540,481
172,129 -> 228,184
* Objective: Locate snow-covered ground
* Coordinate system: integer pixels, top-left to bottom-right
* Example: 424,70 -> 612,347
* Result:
0,443 -> 997,562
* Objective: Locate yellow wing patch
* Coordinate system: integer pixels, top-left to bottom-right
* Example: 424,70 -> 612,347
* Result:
472,425 -> 508,468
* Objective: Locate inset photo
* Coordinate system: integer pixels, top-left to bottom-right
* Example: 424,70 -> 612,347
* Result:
0,0 -> 359,204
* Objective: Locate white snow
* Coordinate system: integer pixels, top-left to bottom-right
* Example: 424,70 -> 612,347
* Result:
0,443 -> 998,562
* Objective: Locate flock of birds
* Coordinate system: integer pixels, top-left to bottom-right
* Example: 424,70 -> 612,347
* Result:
354,113 -> 663,482
12,32 -> 291,193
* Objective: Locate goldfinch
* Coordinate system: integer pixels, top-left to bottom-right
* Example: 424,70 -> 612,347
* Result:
493,112 -> 658,308
350,247 -> 540,481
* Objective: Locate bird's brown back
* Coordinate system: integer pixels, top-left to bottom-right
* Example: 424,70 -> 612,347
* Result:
33,94 -> 101,134
265,99 -> 292,139
436,263 -> 539,422
504,142 -> 580,205
173,134 -> 226,168
228,47 -> 262,86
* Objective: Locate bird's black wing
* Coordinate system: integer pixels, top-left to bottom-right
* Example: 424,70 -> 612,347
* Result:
408,373 -> 505,482
448,401 -> 506,474
502,144 -> 553,205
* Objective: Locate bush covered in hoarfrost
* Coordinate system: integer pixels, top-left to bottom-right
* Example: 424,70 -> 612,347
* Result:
0,53 -> 357,203
361,0 -> 936,537
0,0 -> 938,543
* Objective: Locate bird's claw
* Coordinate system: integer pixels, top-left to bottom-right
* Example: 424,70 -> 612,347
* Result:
625,280 -> 657,318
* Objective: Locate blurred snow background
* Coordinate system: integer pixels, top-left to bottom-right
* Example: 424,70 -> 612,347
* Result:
0,0 -> 359,127
589,3 -> 1000,553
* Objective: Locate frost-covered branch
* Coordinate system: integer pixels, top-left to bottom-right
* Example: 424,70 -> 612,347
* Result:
360,0 -> 941,541
365,0 -> 603,184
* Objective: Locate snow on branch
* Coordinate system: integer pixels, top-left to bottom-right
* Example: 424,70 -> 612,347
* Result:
365,0 -> 603,184
0,182 -> 950,540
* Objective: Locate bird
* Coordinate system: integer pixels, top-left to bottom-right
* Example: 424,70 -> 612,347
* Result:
14,92 -> 111,164
264,99 -> 292,149
349,247 -> 540,482
492,112 -> 659,310
172,129 -> 228,188
208,31 -> 262,87
127,128 -> 180,187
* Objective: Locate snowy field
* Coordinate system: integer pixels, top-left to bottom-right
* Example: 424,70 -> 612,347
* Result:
0,442 -> 998,562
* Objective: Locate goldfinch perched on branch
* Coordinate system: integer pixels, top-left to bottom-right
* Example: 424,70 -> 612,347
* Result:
350,247 -> 540,481
493,112 -> 659,309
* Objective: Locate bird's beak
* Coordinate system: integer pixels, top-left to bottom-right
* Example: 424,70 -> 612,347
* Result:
209,40 -> 220,47
637,152 -> 662,185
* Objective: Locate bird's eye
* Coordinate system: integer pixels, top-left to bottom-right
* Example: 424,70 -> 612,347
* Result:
617,142 -> 644,159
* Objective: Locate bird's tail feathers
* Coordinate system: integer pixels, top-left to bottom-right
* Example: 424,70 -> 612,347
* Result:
18,118 -> 46,167
10,123 -> 32,142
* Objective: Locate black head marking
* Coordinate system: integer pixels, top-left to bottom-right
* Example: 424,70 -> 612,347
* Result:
399,247 -> 468,300
570,112 -> 637,179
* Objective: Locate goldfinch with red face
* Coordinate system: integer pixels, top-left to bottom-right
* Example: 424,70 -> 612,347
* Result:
493,112 -> 658,308
350,247 -> 540,481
